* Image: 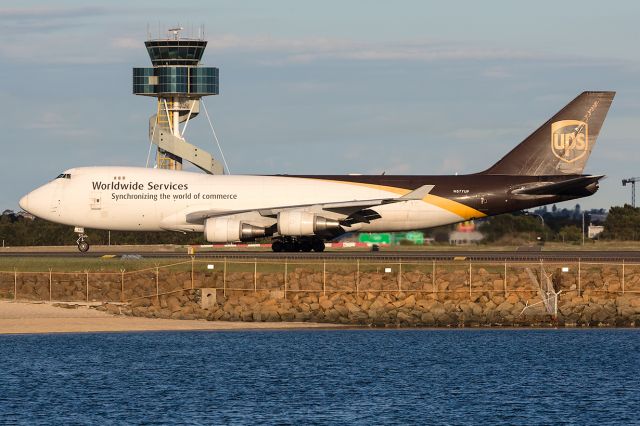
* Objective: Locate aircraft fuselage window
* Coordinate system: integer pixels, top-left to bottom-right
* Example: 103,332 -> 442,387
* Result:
55,174 -> 71,179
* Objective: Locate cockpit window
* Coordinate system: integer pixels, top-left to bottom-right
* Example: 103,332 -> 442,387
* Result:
55,174 -> 71,179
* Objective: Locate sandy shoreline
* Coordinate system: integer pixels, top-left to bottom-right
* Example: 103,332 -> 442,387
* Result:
0,300 -> 345,334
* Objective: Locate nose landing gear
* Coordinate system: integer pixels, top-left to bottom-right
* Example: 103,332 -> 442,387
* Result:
271,236 -> 325,252
75,227 -> 90,253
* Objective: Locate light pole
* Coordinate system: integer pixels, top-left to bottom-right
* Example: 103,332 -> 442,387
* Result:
531,213 -> 545,241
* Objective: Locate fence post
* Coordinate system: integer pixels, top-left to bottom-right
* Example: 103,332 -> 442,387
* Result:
120,269 -> 125,302
49,268 -> 52,303
622,259 -> 625,294
155,266 -> 160,303
504,261 -> 507,297
540,258 -> 544,285
191,256 -> 195,290
14,268 -> 17,301
254,258 -> 257,293
469,262 -> 472,298
432,260 -> 436,293
284,258 -> 288,299
85,270 -> 89,303
323,260 -> 326,296
356,259 -> 360,297
578,258 -> 581,297
223,257 -> 227,297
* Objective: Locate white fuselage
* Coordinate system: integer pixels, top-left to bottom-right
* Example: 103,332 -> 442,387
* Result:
19,167 -> 475,239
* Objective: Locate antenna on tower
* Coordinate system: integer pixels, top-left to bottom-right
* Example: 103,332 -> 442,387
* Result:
168,26 -> 183,40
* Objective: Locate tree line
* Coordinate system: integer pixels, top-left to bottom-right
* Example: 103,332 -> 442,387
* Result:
477,204 -> 640,244
1,204 -> 640,246
0,210 -> 204,247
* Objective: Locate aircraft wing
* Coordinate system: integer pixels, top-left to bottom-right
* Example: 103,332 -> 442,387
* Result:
185,184 -> 434,224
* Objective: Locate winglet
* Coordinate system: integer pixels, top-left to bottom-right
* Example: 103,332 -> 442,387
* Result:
399,185 -> 434,200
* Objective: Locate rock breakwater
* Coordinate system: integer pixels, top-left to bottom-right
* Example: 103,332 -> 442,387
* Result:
3,263 -> 640,326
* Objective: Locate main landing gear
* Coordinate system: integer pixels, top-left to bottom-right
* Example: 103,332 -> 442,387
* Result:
271,236 -> 325,252
75,227 -> 90,253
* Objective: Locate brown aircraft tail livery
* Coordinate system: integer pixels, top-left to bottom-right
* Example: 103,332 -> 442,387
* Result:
482,91 -> 615,176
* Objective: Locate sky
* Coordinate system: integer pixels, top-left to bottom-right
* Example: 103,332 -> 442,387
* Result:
2,0 -> 640,211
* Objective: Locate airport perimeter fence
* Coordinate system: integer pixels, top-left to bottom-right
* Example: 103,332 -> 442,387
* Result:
0,258 -> 639,306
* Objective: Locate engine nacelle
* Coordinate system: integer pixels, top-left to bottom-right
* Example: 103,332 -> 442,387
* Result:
204,218 -> 266,242
277,211 -> 340,236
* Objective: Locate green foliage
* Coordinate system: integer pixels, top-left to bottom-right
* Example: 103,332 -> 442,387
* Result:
479,214 -> 543,243
0,211 -> 205,246
601,204 -> 640,240
557,225 -> 582,242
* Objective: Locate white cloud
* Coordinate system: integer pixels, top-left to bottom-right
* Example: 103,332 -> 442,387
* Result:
446,127 -> 521,141
110,37 -> 140,50
0,22 -> 623,69
482,66 -> 512,79
28,111 -> 95,139
204,34 -> 544,64
0,6 -> 108,20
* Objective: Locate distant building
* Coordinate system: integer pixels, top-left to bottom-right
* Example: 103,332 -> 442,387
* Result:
449,230 -> 483,245
449,221 -> 483,245
532,205 -> 608,222
588,225 -> 604,239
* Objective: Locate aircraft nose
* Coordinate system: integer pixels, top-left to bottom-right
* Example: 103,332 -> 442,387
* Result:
19,194 -> 29,212
18,186 -> 53,219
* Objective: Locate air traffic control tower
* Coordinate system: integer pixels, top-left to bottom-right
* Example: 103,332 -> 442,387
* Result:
133,27 -> 223,174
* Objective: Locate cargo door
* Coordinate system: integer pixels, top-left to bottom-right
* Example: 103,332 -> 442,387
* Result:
90,191 -> 102,210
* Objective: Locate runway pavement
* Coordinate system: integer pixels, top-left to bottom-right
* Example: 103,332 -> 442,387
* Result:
1,249 -> 639,261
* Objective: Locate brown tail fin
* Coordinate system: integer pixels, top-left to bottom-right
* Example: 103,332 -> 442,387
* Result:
482,91 -> 615,175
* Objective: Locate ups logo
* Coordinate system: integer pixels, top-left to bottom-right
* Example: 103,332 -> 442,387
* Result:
551,120 -> 588,163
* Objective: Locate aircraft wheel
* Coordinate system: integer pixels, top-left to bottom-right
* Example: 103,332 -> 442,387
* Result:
299,240 -> 313,252
312,239 -> 325,252
78,241 -> 90,253
271,240 -> 284,252
283,241 -> 297,252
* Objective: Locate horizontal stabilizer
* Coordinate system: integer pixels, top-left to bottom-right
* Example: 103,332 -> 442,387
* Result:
511,175 -> 604,196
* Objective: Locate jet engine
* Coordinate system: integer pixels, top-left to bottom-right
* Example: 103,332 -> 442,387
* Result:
277,211 -> 341,236
204,218 -> 266,242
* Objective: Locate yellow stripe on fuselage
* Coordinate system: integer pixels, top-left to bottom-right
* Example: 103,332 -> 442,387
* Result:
312,179 -> 487,220
420,194 -> 486,220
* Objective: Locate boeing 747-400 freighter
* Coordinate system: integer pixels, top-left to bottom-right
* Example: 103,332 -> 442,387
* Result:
20,91 -> 614,252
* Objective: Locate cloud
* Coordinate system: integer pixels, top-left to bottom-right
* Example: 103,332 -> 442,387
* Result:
283,81 -> 335,94
482,66 -> 512,79
446,126 -> 522,141
0,6 -> 112,34
0,6 -> 108,20
111,37 -> 140,50
0,21 -> 623,69
205,34 -> 543,64
28,111 -> 65,130
28,111 -> 95,139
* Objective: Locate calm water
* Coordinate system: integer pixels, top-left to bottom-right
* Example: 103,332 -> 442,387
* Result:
0,329 -> 639,425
